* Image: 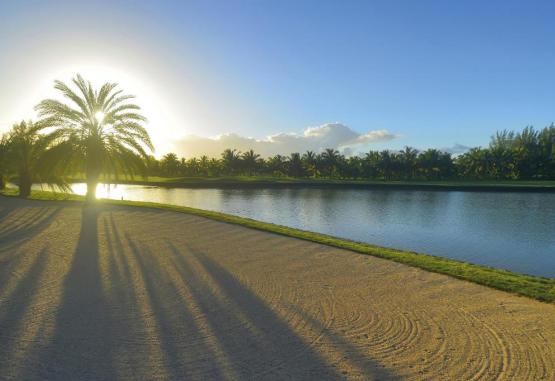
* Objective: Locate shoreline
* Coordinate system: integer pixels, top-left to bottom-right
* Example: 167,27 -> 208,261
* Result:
67,177 -> 555,193
2,189 -> 554,303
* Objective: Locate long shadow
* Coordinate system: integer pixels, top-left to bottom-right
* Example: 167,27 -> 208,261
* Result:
0,207 -> 60,239
163,241 -> 353,379
0,207 -> 61,304
0,207 -> 61,257
122,232 -> 227,379
0,247 -> 50,374
25,206 -> 118,381
187,247 -> 401,380
0,199 -> 17,223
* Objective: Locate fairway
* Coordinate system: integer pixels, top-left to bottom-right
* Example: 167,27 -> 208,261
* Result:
0,197 -> 554,380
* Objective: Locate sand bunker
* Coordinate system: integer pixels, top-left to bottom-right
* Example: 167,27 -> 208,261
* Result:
0,197 -> 554,380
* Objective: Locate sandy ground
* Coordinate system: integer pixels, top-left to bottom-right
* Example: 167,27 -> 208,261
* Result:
0,198 -> 554,380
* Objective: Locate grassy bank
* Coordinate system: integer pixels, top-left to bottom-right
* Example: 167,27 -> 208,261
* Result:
67,175 -> 555,192
2,188 -> 554,303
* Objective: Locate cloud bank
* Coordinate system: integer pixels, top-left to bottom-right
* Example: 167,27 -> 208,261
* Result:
170,123 -> 398,158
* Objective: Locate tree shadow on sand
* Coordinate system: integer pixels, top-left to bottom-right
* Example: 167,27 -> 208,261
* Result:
169,242 -> 401,380
21,206 -> 119,380
12,205 -> 400,380
0,206 -> 61,254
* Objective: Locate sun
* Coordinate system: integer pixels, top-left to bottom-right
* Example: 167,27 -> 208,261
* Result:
94,111 -> 105,123
13,62 -> 181,156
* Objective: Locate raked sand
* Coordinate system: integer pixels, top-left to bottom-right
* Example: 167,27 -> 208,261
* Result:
0,197 -> 554,380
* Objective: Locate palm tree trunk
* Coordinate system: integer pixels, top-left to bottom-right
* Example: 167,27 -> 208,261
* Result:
86,180 -> 97,201
19,172 -> 32,198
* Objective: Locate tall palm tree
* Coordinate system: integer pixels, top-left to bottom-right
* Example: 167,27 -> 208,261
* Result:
35,74 -> 153,201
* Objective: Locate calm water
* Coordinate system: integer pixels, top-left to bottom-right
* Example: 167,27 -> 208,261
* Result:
37,183 -> 555,278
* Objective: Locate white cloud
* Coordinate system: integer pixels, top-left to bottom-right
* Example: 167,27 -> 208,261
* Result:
170,123 -> 398,158
442,143 -> 471,155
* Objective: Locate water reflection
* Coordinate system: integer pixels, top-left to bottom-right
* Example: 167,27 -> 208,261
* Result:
31,183 -> 555,278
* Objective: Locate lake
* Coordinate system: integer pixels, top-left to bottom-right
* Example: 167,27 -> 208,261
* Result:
35,183 -> 555,278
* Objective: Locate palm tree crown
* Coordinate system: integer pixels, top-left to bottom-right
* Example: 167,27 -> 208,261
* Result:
35,74 -> 153,200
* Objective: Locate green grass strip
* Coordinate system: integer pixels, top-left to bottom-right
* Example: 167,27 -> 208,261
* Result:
66,175 -> 555,191
3,188 -> 554,303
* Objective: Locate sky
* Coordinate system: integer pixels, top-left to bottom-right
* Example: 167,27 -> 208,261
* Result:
1,0 -> 555,157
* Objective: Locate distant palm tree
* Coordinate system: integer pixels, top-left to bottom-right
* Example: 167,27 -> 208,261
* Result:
378,150 -> 394,180
241,149 -> 260,175
187,157 -> 200,176
287,152 -> 305,177
363,150 -> 380,179
221,148 -> 240,174
161,153 -> 180,176
267,154 -> 287,175
209,158 -> 222,176
320,148 -> 341,177
400,146 -> 418,179
199,155 -> 210,176
302,150 -> 318,177
417,149 -> 453,180
36,74 -> 153,201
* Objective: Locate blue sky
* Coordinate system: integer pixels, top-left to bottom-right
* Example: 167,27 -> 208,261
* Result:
1,0 -> 555,156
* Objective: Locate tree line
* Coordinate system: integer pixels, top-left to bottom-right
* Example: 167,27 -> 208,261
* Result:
149,125 -> 555,181
1,74 -> 554,201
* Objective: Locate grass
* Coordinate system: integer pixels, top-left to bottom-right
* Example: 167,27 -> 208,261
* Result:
2,188 -> 554,303
66,175 -> 555,191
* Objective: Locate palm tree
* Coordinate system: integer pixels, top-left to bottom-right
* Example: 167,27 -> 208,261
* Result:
320,148 -> 341,177
5,121 -> 68,198
221,148 -> 240,174
241,149 -> 260,175
399,146 -> 418,179
417,149 -> 453,180
456,147 -> 488,179
186,157 -> 200,176
287,152 -> 305,177
363,151 -> 380,179
161,153 -> 180,176
209,158 -> 222,176
35,74 -> 153,201
266,154 -> 287,175
302,151 -> 318,177
199,155 -> 210,176
377,150 -> 394,180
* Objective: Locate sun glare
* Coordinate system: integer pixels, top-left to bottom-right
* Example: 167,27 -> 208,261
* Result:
95,111 -> 105,123
94,111 -> 105,123
10,63 -> 180,156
